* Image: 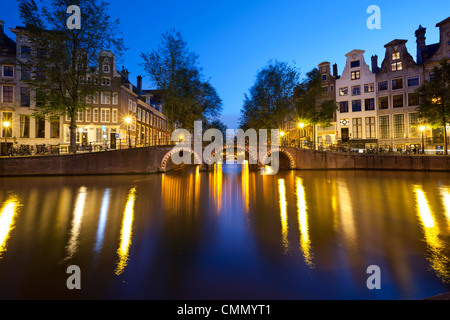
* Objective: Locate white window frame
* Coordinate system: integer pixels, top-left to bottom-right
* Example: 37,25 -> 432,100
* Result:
93,108 -> 99,122
100,108 -> 110,123
112,109 -> 118,123
101,92 -> 111,104
112,92 -> 118,105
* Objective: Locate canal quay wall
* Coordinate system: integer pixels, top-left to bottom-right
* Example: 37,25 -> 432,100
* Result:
295,149 -> 450,171
0,147 -> 449,177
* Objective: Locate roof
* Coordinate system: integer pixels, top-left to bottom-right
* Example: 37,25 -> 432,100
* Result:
436,16 -> 450,27
384,39 -> 408,47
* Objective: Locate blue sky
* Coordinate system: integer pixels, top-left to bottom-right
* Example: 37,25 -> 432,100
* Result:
2,0 -> 449,128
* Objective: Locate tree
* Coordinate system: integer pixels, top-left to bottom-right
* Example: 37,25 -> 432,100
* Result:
293,68 -> 338,150
207,119 -> 228,138
239,60 -> 299,131
416,59 -> 450,155
141,30 -> 222,131
17,0 -> 126,154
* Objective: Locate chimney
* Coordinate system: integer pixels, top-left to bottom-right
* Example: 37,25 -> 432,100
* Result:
121,66 -> 129,81
415,25 -> 426,64
137,75 -> 142,93
332,63 -> 338,77
371,55 -> 379,73
0,20 -> 4,34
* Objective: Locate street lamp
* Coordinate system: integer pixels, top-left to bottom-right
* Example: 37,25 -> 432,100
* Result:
3,121 -> 10,156
298,123 -> 305,148
125,116 -> 132,148
419,125 -> 426,155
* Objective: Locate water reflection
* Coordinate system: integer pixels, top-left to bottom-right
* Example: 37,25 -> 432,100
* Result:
0,171 -> 450,299
278,179 -> 289,253
116,187 -> 136,275
95,189 -> 111,254
0,195 -> 21,259
296,177 -> 313,268
65,186 -> 87,260
414,186 -> 450,282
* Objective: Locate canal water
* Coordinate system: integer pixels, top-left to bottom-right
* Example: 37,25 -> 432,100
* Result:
0,164 -> 450,299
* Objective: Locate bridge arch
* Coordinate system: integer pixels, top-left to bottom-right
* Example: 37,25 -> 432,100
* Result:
261,147 -> 296,169
213,145 -> 259,165
160,147 -> 202,172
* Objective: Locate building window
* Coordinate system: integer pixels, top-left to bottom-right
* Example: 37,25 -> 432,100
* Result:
391,61 -> 403,71
101,77 -> 111,86
137,108 -> 141,120
20,67 -> 31,80
20,46 -> 31,58
330,85 -> 334,92
112,92 -> 118,105
365,117 -> 376,139
351,85 -> 361,96
2,65 -> 13,77
20,115 -> 30,138
364,83 -> 374,93
50,117 -> 60,138
378,81 -> 388,91
93,93 -> 99,104
392,52 -> 400,60
409,113 -> 419,138
20,87 -> 30,107
408,92 -> 419,107
351,70 -> 360,80
350,60 -> 360,68
339,87 -> 348,96
96,128 -> 102,143
101,92 -> 111,104
101,109 -> 110,122
379,115 -> 390,139
85,109 -> 91,122
76,110 -> 83,122
93,108 -> 99,122
35,91 -> 45,108
340,101 -> 348,113
352,100 -> 362,112
102,65 -> 110,73
112,109 -> 118,123
322,86 -> 328,93
393,94 -> 404,108
378,96 -> 389,109
392,78 -> 403,90
407,76 -> 419,87
352,118 -> 363,139
2,86 -> 13,103
322,75 -> 327,81
393,114 -> 405,138
35,116 -> 46,138
364,98 -> 375,111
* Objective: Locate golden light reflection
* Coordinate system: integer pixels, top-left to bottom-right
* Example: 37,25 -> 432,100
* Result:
195,166 -> 200,213
212,162 -> 223,213
65,186 -> 87,260
278,179 -> 289,253
0,195 -> 21,259
242,160 -> 249,213
296,177 -> 313,268
439,186 -> 450,229
336,180 -> 356,243
115,187 -> 136,275
414,186 -> 450,281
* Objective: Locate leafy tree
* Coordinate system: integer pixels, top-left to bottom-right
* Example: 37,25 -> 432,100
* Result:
293,68 -> 338,150
17,0 -> 126,154
141,30 -> 222,131
416,59 -> 450,155
207,119 -> 228,138
239,60 -> 299,131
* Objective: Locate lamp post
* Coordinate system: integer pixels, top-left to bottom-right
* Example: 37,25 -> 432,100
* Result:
3,121 -> 10,156
280,131 -> 285,147
298,122 -> 305,148
125,117 -> 132,148
419,126 -> 426,155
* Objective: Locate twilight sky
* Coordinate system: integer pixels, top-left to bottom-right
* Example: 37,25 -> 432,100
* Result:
2,0 -> 450,129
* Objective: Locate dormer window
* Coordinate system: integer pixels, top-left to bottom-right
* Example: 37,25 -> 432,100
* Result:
350,60 -> 360,68
392,52 -> 400,60
351,70 -> 360,80
102,65 -> 110,73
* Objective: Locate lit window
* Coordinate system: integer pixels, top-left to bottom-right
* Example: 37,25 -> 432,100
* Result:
392,52 -> 400,60
364,83 -> 374,93
339,87 -> 348,96
351,70 -> 360,80
391,61 -> 403,71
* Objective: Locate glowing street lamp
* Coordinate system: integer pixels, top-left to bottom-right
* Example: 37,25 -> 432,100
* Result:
419,125 -> 426,155
125,116 -> 132,148
298,122 -> 305,148
3,121 -> 10,156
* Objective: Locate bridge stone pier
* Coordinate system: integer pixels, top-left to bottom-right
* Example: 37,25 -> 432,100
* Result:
0,145 -> 449,177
